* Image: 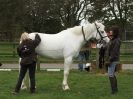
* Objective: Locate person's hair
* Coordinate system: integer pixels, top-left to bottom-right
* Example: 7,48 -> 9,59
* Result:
20,32 -> 29,41
104,26 -> 110,33
110,26 -> 120,38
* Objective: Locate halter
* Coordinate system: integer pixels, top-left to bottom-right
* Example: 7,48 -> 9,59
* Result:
81,24 -> 108,44
81,26 -> 89,47
82,26 -> 88,43
94,23 -> 108,43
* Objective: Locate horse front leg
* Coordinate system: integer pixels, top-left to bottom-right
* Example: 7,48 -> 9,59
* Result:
62,57 -> 72,90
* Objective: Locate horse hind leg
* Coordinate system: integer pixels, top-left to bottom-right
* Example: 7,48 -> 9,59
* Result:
21,79 -> 27,90
62,57 -> 72,90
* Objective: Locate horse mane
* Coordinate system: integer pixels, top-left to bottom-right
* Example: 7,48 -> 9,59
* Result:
67,22 -> 94,36
66,26 -> 83,35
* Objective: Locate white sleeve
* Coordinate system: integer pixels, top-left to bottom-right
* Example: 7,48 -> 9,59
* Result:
96,44 -> 103,48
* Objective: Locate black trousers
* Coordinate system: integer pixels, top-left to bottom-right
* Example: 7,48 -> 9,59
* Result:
99,55 -> 105,69
15,62 -> 36,92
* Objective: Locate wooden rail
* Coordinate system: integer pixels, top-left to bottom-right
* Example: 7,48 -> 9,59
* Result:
0,42 -> 133,71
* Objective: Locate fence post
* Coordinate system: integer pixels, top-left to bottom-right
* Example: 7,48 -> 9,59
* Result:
96,48 -> 99,70
13,42 -> 16,57
37,56 -> 40,71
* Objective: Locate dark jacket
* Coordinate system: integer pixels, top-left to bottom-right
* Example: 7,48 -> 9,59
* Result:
17,34 -> 41,65
108,37 -> 121,62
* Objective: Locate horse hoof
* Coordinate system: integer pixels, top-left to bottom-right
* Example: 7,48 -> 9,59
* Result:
21,85 -> 27,90
63,87 -> 70,91
62,85 -> 70,91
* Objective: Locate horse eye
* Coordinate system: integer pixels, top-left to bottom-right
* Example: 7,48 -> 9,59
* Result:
101,31 -> 104,33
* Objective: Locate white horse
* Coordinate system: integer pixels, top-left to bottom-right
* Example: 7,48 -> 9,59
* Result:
20,21 -> 109,90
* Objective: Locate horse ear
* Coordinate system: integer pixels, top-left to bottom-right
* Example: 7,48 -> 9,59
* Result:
94,21 -> 98,24
94,21 -> 99,26
95,20 -> 103,24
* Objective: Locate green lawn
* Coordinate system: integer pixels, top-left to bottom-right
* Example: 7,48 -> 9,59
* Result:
0,70 -> 133,99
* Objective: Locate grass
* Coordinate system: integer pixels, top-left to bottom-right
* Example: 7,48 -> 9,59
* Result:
0,70 -> 133,99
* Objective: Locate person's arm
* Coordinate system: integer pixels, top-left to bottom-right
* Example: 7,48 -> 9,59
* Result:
96,43 -> 102,48
33,34 -> 41,47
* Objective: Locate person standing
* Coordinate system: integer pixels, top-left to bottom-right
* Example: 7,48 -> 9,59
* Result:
78,43 -> 90,71
78,50 -> 86,71
12,32 -> 41,94
106,26 -> 121,94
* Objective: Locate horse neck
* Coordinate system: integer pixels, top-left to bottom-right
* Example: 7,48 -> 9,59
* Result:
83,23 -> 96,40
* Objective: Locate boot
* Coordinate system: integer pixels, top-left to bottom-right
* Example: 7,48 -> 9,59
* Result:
109,76 -> 118,94
114,76 -> 118,92
12,91 -> 19,95
12,86 -> 20,95
30,89 -> 35,93
30,87 -> 36,93
85,67 -> 90,72
30,82 -> 36,93
14,83 -> 21,94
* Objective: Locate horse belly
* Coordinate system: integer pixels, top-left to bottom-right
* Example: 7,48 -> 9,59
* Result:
35,48 -> 64,59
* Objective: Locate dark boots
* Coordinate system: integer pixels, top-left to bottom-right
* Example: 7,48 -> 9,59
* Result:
109,76 -> 118,94
30,86 -> 36,93
12,85 -> 20,95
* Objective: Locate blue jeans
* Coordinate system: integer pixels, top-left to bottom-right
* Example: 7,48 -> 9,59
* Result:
78,52 -> 86,71
108,62 -> 118,77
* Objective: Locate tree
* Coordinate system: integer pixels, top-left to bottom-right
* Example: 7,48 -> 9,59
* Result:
52,0 -> 91,28
106,0 -> 133,40
0,0 -> 25,41
108,0 -> 131,27
85,0 -> 110,22
84,0 -> 133,40
0,0 -> 133,41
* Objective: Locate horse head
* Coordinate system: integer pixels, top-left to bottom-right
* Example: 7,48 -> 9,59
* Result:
92,21 -> 110,43
83,21 -> 110,44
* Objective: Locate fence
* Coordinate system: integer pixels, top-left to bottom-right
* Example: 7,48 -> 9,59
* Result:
124,31 -> 133,41
0,41 -> 133,61
0,42 -> 133,70
0,42 -> 17,56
